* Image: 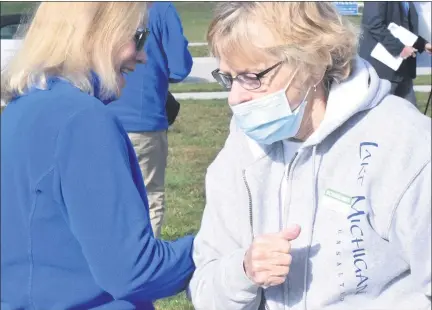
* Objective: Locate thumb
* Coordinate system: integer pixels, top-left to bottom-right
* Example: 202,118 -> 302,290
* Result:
280,224 -> 301,241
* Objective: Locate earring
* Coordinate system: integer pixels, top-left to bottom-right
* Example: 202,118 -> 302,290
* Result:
313,84 -> 317,92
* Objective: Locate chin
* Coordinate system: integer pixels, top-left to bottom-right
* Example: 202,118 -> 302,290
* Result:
117,73 -> 126,89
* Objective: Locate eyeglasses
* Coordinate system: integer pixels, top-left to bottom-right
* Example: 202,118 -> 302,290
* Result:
211,61 -> 283,90
135,28 -> 150,52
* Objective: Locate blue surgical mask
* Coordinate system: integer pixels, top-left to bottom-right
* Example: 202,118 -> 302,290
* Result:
230,69 -> 311,145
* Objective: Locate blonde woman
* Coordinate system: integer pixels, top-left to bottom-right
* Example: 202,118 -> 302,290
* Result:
1,2 -> 194,309
189,2 -> 431,310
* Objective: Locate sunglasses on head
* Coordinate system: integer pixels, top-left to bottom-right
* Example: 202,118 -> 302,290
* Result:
134,28 -> 150,52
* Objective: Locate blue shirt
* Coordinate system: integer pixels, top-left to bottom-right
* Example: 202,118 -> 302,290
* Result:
108,2 -> 193,132
1,77 -> 194,310
402,2 -> 410,16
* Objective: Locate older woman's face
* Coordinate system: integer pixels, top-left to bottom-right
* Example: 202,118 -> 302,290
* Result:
219,55 -> 309,111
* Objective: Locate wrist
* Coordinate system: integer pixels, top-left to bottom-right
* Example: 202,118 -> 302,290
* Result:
221,248 -> 259,294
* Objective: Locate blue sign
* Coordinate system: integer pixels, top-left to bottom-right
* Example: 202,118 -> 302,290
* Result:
335,2 -> 360,16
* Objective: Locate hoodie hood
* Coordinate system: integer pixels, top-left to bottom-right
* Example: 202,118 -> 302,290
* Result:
245,56 -> 391,157
303,56 -> 391,148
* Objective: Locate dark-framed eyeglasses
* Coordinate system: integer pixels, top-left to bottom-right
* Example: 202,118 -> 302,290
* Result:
211,61 -> 283,91
135,28 -> 150,52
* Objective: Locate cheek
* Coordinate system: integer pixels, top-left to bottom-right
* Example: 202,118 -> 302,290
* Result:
116,41 -> 136,66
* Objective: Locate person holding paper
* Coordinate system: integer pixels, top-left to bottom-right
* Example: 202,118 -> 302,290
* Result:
188,2 -> 431,310
359,1 -> 432,107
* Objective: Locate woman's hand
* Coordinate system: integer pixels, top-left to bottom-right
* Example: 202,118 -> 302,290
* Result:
243,225 -> 301,287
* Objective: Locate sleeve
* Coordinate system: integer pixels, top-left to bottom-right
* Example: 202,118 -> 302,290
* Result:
361,2 -> 405,56
161,4 -> 193,83
413,35 -> 428,54
388,161 -> 431,302
54,106 -> 195,301
188,128 -> 262,310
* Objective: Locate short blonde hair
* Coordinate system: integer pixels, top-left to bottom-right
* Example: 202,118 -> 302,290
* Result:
208,2 -> 359,85
1,1 -> 147,104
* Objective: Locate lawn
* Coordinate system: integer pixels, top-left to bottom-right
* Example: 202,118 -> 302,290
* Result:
169,82 -> 224,93
1,2 -> 361,44
0,1 -> 38,14
0,1 -> 214,43
156,99 -> 231,310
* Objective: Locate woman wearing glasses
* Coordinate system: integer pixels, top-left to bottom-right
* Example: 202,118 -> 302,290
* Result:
1,3 -> 194,310
189,2 -> 431,310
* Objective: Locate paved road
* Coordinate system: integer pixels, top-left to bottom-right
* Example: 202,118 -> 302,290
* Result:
178,56 -> 431,99
173,85 -> 431,100
185,57 -> 431,85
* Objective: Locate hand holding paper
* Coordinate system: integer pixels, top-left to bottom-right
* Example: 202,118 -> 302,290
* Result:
371,23 -> 419,71
400,46 -> 417,59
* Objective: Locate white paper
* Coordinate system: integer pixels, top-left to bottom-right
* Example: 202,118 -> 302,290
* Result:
388,22 -> 418,46
371,43 -> 403,71
370,23 -> 418,71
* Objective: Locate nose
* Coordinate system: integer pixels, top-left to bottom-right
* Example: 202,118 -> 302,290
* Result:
136,50 -> 146,64
228,81 -> 253,106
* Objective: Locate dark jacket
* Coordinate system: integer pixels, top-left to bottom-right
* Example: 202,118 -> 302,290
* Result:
358,2 -> 428,82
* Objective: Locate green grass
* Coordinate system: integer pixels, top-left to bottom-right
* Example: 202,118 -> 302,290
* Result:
174,2 -> 215,43
0,1 -> 38,14
155,99 -> 230,309
0,2 -> 361,44
417,92 -> 431,117
188,45 -> 210,58
169,82 -> 223,93
346,15 -> 362,26
415,75 -> 432,86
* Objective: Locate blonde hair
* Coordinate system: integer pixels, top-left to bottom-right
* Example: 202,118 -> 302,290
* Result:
1,1 -> 147,104
208,2 -> 359,85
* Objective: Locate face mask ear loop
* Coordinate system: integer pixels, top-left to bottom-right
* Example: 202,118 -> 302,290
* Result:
283,67 -> 300,91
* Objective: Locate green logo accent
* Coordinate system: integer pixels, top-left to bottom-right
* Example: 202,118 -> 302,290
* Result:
324,189 -> 352,205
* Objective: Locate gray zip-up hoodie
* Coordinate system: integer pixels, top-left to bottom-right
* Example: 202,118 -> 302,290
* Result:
188,57 -> 431,310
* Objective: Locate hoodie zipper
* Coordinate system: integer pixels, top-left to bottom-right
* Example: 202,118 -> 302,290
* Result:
242,170 -> 269,310
242,151 -> 299,310
283,152 -> 299,227
281,151 -> 299,310
242,170 -> 253,233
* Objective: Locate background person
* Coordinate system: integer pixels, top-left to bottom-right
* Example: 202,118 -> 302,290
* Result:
188,2 -> 431,309
1,3 -> 194,310
108,1 -> 193,238
359,1 -> 432,106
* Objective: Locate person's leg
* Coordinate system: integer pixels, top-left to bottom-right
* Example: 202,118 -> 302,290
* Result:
128,131 -> 168,238
392,78 -> 417,107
